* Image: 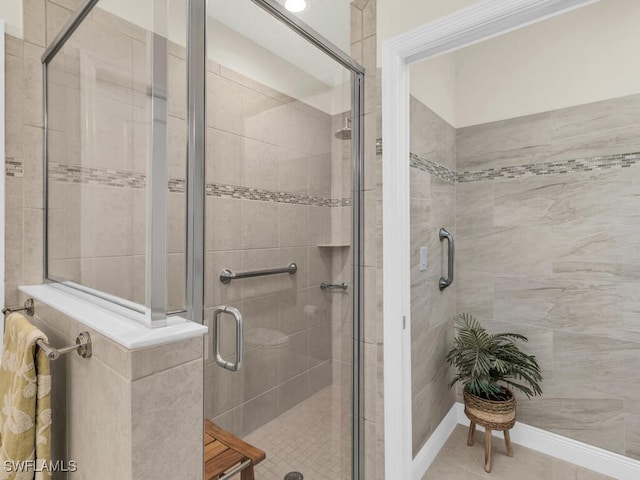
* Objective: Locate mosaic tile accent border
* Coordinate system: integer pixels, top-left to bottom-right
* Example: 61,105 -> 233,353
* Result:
379,137 -> 640,184
168,178 -> 185,193
410,153 -> 457,183
206,183 -> 351,207
49,162 -> 146,189
456,152 -> 640,183
44,162 -> 350,207
6,158 -> 23,177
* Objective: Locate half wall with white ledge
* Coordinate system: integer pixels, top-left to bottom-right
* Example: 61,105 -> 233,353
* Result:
13,286 -> 207,480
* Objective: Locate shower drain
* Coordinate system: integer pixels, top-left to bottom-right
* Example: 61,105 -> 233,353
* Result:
284,472 -> 303,480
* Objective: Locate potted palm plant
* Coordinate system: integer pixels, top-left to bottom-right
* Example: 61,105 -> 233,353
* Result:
446,313 -> 543,471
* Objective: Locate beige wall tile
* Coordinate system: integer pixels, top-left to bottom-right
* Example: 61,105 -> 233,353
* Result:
242,388 -> 279,436
350,4 -> 363,46
23,42 -> 44,128
206,196 -> 243,252
131,359 -> 203,480
278,371 -> 310,413
278,330 -> 309,383
362,0 -> 376,38
22,125 -> 43,209
241,200 -> 279,249
24,0 -> 46,47
206,72 -> 243,134
243,138 -> 280,191
5,53 -> 24,159
279,204 -> 309,248
67,354 -> 132,480
206,127 -> 243,185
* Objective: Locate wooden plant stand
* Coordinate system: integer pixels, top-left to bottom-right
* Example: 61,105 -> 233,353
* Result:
466,420 -> 513,473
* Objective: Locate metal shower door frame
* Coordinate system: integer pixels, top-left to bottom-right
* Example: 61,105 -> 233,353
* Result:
189,1 -> 366,478
41,0 -> 366,475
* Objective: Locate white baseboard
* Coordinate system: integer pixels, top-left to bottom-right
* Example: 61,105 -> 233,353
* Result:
411,403 -> 459,479
413,402 -> 640,480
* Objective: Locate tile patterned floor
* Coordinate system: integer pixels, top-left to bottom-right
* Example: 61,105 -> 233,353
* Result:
423,425 -> 615,480
241,384 -> 352,480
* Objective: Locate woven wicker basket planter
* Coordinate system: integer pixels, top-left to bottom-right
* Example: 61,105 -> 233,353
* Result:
463,388 -> 516,431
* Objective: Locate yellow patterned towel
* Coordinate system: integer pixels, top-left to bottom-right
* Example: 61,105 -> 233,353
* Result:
0,313 -> 51,480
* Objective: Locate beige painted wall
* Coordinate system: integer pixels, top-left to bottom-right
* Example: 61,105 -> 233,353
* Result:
401,0 -> 640,128
455,0 -> 640,127
0,0 -> 22,37
377,0 -> 477,50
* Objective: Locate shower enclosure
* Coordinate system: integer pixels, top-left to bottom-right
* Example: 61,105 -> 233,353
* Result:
42,0 -> 364,478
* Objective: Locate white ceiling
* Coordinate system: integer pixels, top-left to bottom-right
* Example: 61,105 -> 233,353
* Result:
207,0 -> 351,87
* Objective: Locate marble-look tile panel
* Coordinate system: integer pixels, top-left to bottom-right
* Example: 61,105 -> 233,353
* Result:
410,95 -> 457,170
456,226 -> 555,276
493,169 -> 640,227
411,318 -> 453,396
456,111 -> 552,171
412,362 -> 455,456
550,94 -> 640,162
517,396 -> 625,454
456,181 -> 493,228
553,331 -> 640,402
455,270 -> 493,323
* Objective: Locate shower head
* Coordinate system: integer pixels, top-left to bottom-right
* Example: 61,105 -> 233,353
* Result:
335,116 -> 351,140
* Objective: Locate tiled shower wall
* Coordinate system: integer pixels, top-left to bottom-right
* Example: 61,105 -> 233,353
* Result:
201,62 -> 350,437
409,96 -> 457,456
456,93 -> 640,460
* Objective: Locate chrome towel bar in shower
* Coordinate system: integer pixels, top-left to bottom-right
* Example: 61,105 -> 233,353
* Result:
219,262 -> 297,284
439,228 -> 454,290
3,298 -> 93,360
2,298 -> 34,317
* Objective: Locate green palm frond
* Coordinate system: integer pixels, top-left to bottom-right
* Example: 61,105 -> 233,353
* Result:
446,313 -> 543,400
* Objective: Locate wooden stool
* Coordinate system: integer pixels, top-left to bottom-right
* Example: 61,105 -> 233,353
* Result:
466,421 -> 513,473
204,419 -> 266,480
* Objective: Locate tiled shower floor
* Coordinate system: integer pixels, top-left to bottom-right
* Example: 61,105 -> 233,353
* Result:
241,384 -> 352,480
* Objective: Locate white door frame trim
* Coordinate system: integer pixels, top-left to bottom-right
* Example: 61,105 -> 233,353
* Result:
381,1 -> 599,477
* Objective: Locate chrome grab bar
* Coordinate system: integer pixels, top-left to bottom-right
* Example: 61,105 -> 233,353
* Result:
213,306 -> 243,372
219,263 -> 297,284
320,283 -> 348,290
439,228 -> 454,290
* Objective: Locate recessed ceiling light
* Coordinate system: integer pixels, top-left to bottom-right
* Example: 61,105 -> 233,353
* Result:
285,0 -> 307,13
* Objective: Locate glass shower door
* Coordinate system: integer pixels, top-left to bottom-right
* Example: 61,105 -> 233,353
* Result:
203,1 -> 363,479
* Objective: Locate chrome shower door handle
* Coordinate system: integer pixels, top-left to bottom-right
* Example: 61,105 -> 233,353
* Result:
213,306 -> 244,372
439,228 -> 454,290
